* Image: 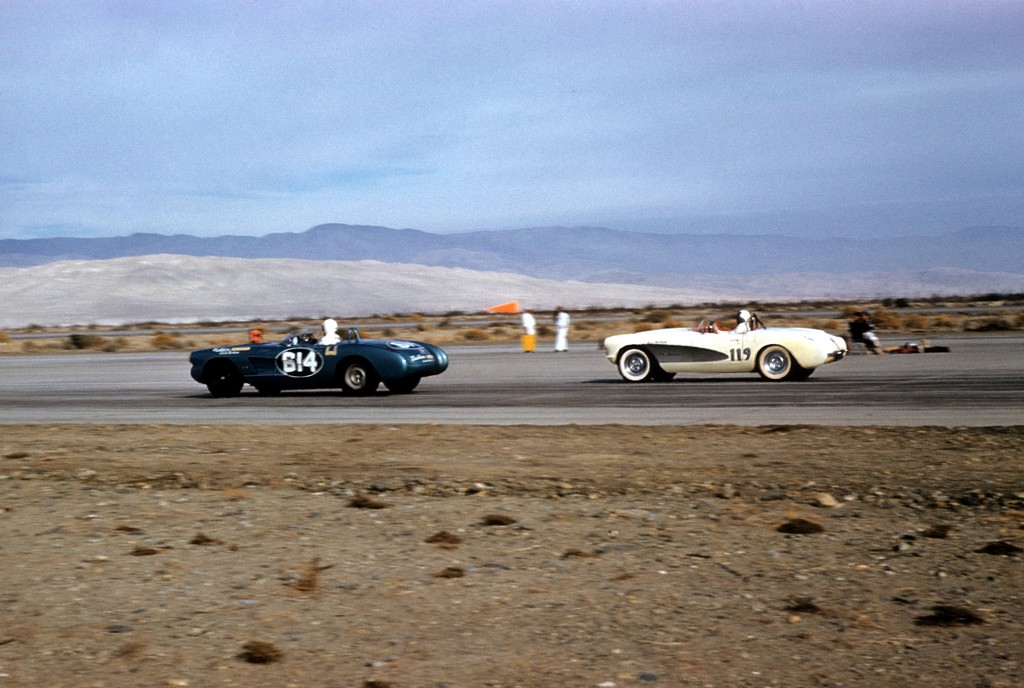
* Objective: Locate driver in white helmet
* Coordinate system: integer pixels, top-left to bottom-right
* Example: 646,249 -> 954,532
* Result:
319,318 -> 341,345
733,309 -> 752,334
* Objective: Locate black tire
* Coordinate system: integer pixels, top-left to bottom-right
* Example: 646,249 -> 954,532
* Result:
205,361 -> 244,397
757,345 -> 794,381
787,364 -> 814,381
340,360 -> 380,395
385,377 -> 421,394
617,347 -> 660,383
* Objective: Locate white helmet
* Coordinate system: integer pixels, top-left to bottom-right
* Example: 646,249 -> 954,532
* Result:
737,309 -> 751,323
323,318 -> 338,334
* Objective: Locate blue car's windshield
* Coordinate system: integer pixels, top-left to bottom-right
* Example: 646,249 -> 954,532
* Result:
278,332 -> 318,346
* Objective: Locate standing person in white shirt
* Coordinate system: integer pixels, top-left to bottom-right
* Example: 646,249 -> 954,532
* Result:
520,311 -> 537,352
553,307 -> 570,352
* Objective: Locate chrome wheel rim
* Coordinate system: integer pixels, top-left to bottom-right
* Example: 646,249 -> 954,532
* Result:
620,350 -> 650,381
763,351 -> 789,375
345,366 -> 367,389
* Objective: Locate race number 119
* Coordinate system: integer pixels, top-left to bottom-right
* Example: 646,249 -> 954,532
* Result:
730,347 -> 752,361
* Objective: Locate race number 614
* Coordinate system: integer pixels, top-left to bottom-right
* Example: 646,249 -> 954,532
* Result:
277,348 -> 322,377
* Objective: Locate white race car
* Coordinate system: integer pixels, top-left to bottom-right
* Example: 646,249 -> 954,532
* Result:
603,311 -> 847,382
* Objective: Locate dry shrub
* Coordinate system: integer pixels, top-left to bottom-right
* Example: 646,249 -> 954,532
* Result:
931,315 -> 960,330
777,518 -> 825,534
480,514 -> 517,526
488,327 -> 510,338
102,337 -> 128,352
921,524 -> 952,539
128,545 -> 165,556
869,309 -> 903,330
433,566 -> 466,579
0,332 -> 10,344
642,310 -> 670,323
975,540 -> 1023,556
914,605 -> 984,627
238,640 -> 283,664
112,640 -> 148,659
425,531 -> 464,547
293,557 -> 329,593
151,332 -> 181,349
966,317 -> 1017,332
349,493 -> 388,509
67,333 -> 105,350
840,305 -> 862,318
461,328 -> 490,341
902,314 -> 930,330
785,597 -> 823,614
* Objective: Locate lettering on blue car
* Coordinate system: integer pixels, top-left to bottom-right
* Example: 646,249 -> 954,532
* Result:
275,348 -> 324,378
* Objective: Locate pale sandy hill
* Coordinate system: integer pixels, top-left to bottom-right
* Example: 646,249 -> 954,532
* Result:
1,254 -> 1021,328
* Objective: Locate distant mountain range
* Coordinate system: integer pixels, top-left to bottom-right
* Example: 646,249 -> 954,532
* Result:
2,225 -> 1022,284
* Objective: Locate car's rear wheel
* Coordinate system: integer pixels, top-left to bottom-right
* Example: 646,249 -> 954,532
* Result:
618,347 -> 659,382
205,361 -> 244,397
757,345 -> 794,381
340,360 -> 380,395
386,377 -> 420,394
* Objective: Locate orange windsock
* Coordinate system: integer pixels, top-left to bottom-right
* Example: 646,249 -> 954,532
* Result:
483,300 -> 521,314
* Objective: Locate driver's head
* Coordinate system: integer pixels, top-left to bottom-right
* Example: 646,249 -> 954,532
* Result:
323,318 -> 338,334
736,309 -> 751,324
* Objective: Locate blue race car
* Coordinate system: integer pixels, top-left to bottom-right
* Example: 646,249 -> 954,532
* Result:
189,327 -> 448,397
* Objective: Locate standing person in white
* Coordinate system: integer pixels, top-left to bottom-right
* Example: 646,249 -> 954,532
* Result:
553,307 -> 570,352
520,311 -> 537,352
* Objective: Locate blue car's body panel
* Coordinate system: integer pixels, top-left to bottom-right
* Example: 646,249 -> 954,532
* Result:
189,330 -> 448,397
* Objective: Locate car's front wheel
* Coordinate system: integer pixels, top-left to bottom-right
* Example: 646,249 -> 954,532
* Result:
617,347 -> 659,382
386,377 -> 420,394
340,360 -> 380,395
757,345 -> 795,381
787,364 -> 814,381
205,361 -> 244,397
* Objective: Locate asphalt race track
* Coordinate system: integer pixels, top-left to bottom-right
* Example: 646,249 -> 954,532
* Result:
0,334 -> 1021,426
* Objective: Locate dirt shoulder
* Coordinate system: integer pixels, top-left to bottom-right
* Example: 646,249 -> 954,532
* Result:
2,424 -> 1023,687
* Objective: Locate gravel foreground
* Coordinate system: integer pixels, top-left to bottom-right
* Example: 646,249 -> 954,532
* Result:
1,424 -> 1022,688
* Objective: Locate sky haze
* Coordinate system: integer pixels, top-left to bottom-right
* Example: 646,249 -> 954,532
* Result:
2,0 -> 1022,240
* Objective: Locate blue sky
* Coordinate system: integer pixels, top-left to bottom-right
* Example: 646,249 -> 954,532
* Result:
2,0 -> 1022,240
